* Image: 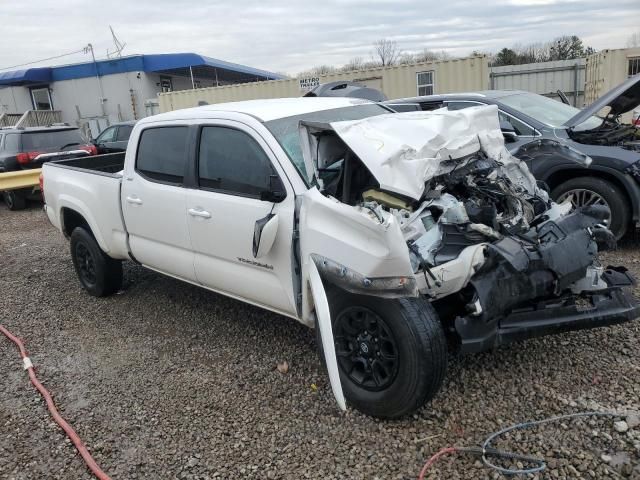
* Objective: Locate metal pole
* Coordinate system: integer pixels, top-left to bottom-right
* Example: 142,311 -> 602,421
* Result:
215,68 -> 219,87
189,66 -> 195,89
87,43 -> 107,118
573,63 -> 579,107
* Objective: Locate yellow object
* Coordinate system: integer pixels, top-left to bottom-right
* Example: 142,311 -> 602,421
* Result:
0,168 -> 41,191
362,189 -> 412,210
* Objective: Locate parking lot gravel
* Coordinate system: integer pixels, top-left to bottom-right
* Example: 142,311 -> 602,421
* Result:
1,203 -> 639,479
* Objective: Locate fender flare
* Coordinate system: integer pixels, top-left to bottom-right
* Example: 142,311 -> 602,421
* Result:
58,195 -> 111,253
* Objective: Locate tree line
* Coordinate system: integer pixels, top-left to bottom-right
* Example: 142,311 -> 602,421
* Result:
298,31 -> 640,76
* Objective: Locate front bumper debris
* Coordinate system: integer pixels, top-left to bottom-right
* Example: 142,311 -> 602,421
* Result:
456,282 -> 639,353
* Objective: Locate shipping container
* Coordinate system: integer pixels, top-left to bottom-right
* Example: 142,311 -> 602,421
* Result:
490,59 -> 586,107
585,47 -> 640,123
158,56 -> 489,112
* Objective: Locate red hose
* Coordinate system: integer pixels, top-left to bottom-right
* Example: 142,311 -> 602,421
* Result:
0,324 -> 112,480
417,447 -> 458,480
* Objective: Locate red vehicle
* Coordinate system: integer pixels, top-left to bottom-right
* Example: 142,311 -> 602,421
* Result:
0,125 -> 96,210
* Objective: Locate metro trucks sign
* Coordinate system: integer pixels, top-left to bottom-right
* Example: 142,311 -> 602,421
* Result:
299,77 -> 320,92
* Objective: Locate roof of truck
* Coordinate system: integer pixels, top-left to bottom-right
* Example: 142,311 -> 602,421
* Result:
143,97 -> 372,123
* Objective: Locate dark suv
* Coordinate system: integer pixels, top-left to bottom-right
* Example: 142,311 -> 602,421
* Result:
0,125 -> 96,210
92,121 -> 135,154
389,75 -> 640,239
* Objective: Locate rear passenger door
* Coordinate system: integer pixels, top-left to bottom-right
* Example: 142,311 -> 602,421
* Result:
185,121 -> 297,316
121,125 -> 197,282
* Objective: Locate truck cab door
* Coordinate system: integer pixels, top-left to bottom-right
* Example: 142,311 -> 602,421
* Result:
121,124 -> 197,282
185,122 -> 297,316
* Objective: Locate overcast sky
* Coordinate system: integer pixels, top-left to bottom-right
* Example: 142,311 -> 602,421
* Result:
1,0 -> 638,75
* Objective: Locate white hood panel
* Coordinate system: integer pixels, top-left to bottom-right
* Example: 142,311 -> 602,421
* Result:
329,105 -> 540,200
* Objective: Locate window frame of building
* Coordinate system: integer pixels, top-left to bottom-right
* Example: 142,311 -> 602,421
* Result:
30,87 -> 53,110
416,71 -> 435,96
628,57 -> 640,78
160,76 -> 173,93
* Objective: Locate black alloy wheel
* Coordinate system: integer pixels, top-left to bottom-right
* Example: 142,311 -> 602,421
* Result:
333,306 -> 399,391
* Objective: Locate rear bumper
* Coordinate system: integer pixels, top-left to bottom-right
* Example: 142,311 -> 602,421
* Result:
456,286 -> 640,354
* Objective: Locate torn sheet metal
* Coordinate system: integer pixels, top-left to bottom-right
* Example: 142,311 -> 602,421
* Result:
327,105 -> 543,201
308,259 -> 346,411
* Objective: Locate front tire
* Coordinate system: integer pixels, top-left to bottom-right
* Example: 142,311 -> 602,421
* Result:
70,227 -> 122,297
323,290 -> 447,419
551,176 -> 629,240
3,190 -> 27,210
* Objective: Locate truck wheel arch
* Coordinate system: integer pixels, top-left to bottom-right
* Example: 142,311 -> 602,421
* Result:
61,208 -> 90,238
60,206 -> 109,253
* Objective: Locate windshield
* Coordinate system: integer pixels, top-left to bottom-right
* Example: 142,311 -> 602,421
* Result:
264,104 -> 390,184
499,92 -> 603,130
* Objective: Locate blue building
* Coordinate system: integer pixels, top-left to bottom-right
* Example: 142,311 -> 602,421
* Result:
0,53 -> 285,135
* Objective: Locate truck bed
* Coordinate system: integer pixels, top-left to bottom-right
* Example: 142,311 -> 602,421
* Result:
42,151 -> 130,260
49,152 -> 125,176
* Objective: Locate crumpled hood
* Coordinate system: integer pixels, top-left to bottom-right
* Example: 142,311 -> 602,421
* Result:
326,104 -> 541,201
564,74 -> 640,129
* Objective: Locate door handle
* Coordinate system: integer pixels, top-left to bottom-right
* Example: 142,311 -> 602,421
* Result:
126,195 -> 143,205
188,208 -> 212,219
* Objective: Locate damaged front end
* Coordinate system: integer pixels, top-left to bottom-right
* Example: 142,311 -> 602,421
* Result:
299,105 -> 640,355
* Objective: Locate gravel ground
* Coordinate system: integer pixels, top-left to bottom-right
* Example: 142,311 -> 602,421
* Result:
1,203 -> 639,480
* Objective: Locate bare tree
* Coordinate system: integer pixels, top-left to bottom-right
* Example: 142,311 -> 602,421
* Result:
372,39 -> 401,67
398,52 -> 416,65
341,57 -> 365,72
415,49 -> 450,63
297,64 -> 337,77
628,31 -> 640,48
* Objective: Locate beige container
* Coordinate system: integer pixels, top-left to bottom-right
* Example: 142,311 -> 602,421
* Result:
585,48 -> 640,123
158,56 -> 489,113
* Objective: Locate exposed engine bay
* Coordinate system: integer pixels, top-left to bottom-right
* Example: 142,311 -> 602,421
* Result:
570,120 -> 640,151
301,105 -> 637,350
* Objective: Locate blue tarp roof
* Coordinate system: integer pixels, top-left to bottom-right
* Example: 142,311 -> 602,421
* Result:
0,67 -> 52,86
0,53 -> 285,86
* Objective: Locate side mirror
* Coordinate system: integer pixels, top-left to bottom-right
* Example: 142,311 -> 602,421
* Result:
260,175 -> 286,203
253,213 -> 279,258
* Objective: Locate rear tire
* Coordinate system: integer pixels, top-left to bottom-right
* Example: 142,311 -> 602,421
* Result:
551,176 -> 629,240
320,289 -> 447,419
3,190 -> 27,210
70,227 -> 122,297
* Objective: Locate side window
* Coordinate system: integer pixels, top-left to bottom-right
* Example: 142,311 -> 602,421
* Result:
418,102 -> 444,111
198,126 -> 275,198
97,126 -> 116,143
4,134 -> 20,152
446,101 -> 479,111
116,125 -> 133,142
497,111 -> 536,136
136,126 -> 188,183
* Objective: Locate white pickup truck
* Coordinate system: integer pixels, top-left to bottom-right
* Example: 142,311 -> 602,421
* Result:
43,97 -> 639,418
